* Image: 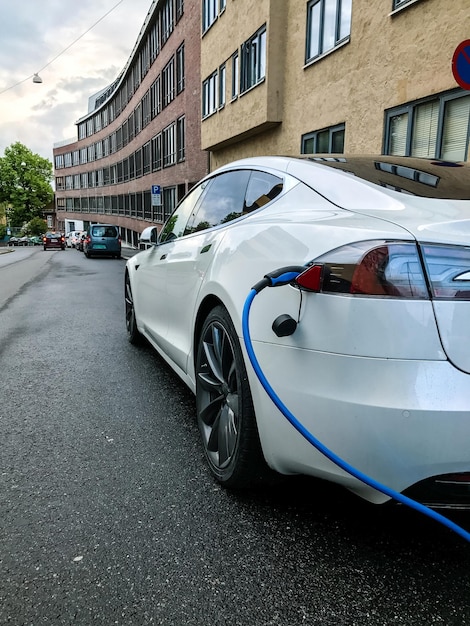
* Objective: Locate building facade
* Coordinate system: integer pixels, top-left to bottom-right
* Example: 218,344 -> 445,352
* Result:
200,0 -> 470,170
53,0 -> 470,241
53,0 -> 208,245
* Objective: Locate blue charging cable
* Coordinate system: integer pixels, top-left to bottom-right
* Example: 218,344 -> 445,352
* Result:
242,267 -> 470,543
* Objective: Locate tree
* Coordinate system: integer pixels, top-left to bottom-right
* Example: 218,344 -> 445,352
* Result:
0,142 -> 54,227
24,216 -> 48,236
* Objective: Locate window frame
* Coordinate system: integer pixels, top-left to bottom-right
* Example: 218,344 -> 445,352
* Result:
301,123 -> 346,154
240,25 -> 266,94
305,0 -> 352,64
202,71 -> 218,118
384,89 -> 470,161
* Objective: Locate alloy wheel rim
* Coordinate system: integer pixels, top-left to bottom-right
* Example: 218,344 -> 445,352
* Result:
197,321 -> 239,470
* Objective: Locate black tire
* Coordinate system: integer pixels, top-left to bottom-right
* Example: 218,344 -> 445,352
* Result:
125,272 -> 142,345
85,251 -> 91,258
196,305 -> 271,488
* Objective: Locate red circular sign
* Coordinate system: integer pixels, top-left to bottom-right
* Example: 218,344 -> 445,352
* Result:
452,40 -> 470,90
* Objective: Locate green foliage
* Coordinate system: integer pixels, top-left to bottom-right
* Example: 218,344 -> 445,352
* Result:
0,142 -> 54,227
0,225 -> 6,240
24,216 -> 48,236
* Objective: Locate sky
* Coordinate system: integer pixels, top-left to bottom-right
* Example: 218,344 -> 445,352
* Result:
0,0 -> 154,164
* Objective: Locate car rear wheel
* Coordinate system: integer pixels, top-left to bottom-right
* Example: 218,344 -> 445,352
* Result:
125,273 -> 142,345
196,306 -> 271,488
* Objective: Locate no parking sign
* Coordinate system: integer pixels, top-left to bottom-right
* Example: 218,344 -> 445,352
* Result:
452,40 -> 470,90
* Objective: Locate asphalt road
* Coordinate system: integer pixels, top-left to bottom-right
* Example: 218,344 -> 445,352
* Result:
1,247 -> 470,625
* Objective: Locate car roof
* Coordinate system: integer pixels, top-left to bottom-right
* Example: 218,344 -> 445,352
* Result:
213,155 -> 470,200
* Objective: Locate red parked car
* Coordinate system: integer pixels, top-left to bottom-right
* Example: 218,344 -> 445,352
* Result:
43,232 -> 65,250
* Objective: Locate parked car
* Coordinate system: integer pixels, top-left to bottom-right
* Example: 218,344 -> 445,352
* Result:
76,232 -> 87,252
125,154 -> 470,510
43,232 -> 65,250
7,237 -> 19,246
68,230 -> 83,248
29,236 -> 42,246
84,224 -> 121,259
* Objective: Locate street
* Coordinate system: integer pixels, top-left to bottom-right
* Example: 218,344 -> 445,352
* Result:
1,247 -> 470,625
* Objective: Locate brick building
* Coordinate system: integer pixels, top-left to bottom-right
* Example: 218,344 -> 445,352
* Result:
53,0 -> 208,246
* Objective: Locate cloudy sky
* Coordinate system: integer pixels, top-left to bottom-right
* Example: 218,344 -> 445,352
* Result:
0,0 -> 153,163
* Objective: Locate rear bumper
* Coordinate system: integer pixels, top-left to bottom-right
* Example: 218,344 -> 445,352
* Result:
248,342 -> 470,505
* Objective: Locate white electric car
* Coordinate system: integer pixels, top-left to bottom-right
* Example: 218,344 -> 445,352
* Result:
125,155 -> 470,508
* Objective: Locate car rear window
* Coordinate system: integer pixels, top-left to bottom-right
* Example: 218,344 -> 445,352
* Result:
92,226 -> 118,237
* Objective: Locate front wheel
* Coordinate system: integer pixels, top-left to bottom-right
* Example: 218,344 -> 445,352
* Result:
196,306 -> 271,488
125,272 -> 142,345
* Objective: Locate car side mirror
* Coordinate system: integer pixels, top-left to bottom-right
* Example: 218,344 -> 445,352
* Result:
139,226 -> 159,249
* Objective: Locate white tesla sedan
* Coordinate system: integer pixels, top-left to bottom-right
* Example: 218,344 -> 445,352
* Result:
125,155 -> 470,509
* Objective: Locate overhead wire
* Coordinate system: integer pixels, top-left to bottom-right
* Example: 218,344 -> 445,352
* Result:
0,0 -> 125,96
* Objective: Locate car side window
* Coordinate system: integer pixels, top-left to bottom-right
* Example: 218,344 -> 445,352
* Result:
184,170 -> 251,236
159,182 -> 208,243
244,171 -> 283,212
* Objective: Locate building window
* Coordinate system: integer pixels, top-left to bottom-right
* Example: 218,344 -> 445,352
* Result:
219,0 -> 226,11
231,52 -> 239,99
149,21 -> 159,62
162,0 -> 174,44
151,76 -> 162,118
392,0 -> 415,9
163,58 -> 175,108
163,187 -> 176,221
203,0 -> 217,32
240,26 -> 266,94
306,0 -> 352,63
176,44 -> 185,94
143,142 -> 151,175
385,91 -> 470,161
152,134 -> 162,171
177,116 -> 185,162
219,64 -> 226,108
176,0 -> 184,21
163,123 -> 176,167
55,154 -> 64,169
202,72 -> 218,118
301,123 -> 345,153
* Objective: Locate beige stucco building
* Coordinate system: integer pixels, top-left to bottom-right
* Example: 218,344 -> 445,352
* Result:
201,0 -> 470,170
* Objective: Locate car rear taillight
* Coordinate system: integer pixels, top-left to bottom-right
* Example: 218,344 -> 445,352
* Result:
297,240 -> 429,298
420,244 -> 470,300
